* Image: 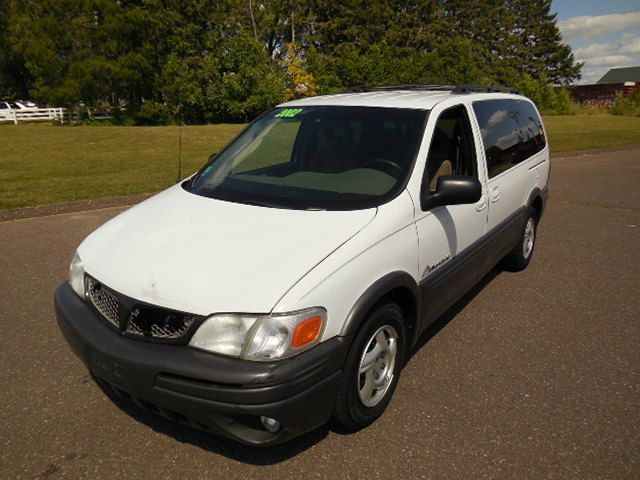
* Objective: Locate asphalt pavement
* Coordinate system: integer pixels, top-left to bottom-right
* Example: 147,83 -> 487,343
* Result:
1,147 -> 638,479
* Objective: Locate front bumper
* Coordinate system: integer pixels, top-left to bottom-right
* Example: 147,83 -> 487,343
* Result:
55,283 -> 349,445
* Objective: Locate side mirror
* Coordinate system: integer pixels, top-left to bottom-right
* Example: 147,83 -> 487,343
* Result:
421,175 -> 482,210
208,152 -> 218,162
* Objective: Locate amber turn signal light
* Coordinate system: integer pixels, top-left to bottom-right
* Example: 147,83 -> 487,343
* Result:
291,315 -> 323,348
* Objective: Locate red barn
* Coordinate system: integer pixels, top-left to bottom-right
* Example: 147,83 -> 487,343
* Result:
570,66 -> 640,107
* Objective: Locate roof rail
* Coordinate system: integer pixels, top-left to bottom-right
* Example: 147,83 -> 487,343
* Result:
342,84 -> 456,93
341,84 -> 519,94
452,84 -> 520,94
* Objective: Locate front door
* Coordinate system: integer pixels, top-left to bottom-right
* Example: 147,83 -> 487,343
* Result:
414,104 -> 488,325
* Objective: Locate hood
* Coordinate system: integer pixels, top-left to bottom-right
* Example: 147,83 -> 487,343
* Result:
78,184 -> 376,315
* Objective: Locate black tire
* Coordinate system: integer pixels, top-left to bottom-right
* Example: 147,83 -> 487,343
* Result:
504,207 -> 538,271
332,303 -> 406,431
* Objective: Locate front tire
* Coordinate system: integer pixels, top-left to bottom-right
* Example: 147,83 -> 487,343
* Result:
332,303 -> 406,431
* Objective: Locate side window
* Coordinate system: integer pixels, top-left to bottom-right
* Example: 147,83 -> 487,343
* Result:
424,105 -> 477,193
515,100 -> 546,161
473,99 -> 546,179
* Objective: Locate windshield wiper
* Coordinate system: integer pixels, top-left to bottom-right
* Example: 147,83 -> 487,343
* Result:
240,200 -> 325,210
239,199 -> 291,209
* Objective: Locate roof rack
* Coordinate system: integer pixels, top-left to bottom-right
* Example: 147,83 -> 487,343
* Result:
341,84 -> 520,95
452,84 -> 520,94
342,84 -> 455,93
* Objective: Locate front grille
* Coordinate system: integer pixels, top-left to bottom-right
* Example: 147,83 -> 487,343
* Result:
126,305 -> 197,339
85,275 -> 201,343
87,277 -> 120,328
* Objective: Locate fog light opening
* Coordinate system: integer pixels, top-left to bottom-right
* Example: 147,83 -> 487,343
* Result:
260,416 -> 280,433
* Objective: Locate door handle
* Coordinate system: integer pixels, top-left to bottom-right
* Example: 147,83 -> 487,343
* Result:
476,196 -> 487,211
490,188 -> 501,202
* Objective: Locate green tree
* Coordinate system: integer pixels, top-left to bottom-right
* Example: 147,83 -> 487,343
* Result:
516,74 -> 576,114
9,0 -> 161,107
282,43 -> 319,100
0,0 -> 32,98
162,32 -> 285,123
0,0 -> 583,121
508,0 -> 582,84
301,0 -> 581,89
439,0 -> 521,84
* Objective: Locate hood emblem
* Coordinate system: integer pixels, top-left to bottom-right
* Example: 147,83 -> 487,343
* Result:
141,278 -> 159,300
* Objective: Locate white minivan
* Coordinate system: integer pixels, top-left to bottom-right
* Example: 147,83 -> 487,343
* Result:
56,85 -> 549,445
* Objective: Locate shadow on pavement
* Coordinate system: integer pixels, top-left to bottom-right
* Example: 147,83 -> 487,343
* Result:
408,266 -> 502,361
94,266 -> 504,465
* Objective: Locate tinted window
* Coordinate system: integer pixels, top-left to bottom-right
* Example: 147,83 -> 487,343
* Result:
188,106 -> 428,210
424,105 -> 477,193
473,99 -> 546,178
233,121 -> 301,173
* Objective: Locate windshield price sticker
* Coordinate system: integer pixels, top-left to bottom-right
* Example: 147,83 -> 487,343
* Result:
275,108 -> 303,118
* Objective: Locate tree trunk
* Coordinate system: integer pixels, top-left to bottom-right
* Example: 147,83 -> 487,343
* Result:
248,0 -> 258,41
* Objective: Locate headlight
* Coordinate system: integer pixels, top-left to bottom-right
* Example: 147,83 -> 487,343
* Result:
188,313 -> 258,357
189,307 -> 326,361
68,252 -> 85,298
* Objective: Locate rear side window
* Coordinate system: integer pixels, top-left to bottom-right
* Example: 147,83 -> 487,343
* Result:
473,99 -> 546,179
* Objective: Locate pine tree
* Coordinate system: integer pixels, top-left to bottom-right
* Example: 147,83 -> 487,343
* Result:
1,0 -> 583,121
0,0 -> 31,98
508,0 -> 582,84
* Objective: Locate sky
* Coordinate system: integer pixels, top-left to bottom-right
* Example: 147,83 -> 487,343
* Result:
551,0 -> 640,84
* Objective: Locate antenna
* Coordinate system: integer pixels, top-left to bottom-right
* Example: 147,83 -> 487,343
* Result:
177,120 -> 183,182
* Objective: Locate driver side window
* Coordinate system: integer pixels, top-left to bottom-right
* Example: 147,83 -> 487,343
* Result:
424,105 -> 478,192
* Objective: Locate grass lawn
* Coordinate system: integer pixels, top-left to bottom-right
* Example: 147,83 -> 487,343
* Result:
1,114 -> 639,210
543,115 -> 640,153
0,123 -> 244,209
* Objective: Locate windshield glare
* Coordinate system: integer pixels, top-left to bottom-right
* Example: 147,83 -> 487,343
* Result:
188,106 -> 428,210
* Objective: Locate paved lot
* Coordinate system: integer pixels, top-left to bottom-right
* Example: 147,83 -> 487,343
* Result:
1,148 -> 638,479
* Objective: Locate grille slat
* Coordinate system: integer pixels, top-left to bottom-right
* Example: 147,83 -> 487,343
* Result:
127,307 -> 196,339
87,278 -> 120,328
85,276 -> 199,342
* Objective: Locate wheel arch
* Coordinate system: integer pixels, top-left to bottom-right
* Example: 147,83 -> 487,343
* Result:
340,271 -> 421,352
526,187 -> 545,220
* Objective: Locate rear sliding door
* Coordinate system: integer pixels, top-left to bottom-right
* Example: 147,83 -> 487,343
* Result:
472,99 -> 547,269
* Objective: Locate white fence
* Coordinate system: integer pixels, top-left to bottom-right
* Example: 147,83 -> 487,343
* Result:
0,107 -> 68,124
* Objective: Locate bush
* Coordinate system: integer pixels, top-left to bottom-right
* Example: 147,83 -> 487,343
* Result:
161,34 -> 286,123
110,106 -> 125,125
611,91 -> 640,117
76,106 -> 91,124
135,102 -> 174,125
574,104 -> 609,115
516,74 -> 577,115
552,87 -> 578,115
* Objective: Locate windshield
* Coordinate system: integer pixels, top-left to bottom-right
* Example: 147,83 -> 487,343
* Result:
187,106 -> 428,210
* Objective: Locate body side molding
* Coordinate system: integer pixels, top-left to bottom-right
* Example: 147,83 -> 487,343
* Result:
418,206 -> 526,332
